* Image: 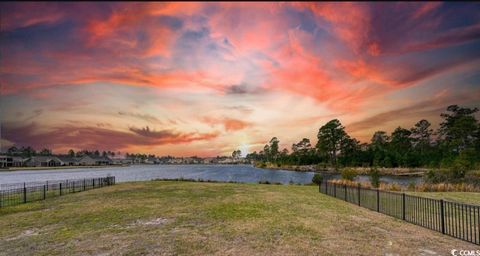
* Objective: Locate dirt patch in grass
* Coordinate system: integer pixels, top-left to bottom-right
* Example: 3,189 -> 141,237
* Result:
4,229 -> 39,241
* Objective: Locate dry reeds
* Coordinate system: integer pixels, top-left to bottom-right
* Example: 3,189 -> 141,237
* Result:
326,179 -> 480,192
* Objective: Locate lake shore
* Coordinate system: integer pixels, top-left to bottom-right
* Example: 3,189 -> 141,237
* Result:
257,163 -> 427,177
0,164 -> 129,172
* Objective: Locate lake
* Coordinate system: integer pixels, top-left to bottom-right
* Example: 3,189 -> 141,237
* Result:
0,164 -> 423,186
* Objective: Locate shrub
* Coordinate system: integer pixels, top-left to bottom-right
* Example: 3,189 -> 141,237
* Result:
449,157 -> 470,180
312,173 -> 323,185
340,168 -> 357,181
369,167 -> 380,188
407,182 -> 416,191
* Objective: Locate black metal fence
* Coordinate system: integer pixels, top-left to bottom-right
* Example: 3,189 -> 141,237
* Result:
0,176 -> 115,208
319,181 -> 480,245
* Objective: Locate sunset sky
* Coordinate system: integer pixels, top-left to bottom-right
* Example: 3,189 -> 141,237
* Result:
1,2 -> 480,157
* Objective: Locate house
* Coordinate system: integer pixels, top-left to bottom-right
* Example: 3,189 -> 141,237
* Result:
111,156 -> 133,165
12,157 -> 25,167
77,155 -> 96,165
57,156 -> 79,166
145,157 -> 160,164
92,156 -> 112,165
0,155 -> 13,168
218,157 -> 234,164
202,157 -> 216,164
24,156 -> 62,167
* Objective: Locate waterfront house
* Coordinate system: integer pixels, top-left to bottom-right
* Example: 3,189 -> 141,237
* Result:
12,157 -> 25,167
145,157 -> 160,164
77,155 -> 96,165
57,156 -> 79,166
93,156 -> 113,165
24,156 -> 62,167
0,155 -> 13,168
111,156 -> 133,165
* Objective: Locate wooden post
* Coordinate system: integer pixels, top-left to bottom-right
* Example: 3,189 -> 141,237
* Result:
83,179 -> 86,191
325,182 -> 328,195
402,193 -> 406,220
440,199 -> 445,234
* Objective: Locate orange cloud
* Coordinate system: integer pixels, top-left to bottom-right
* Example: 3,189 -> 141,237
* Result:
202,117 -> 252,132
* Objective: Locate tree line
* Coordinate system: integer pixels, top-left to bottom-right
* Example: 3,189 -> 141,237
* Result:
246,105 -> 480,170
4,147 -> 119,158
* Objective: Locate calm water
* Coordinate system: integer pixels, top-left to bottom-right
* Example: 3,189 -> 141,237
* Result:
0,164 -> 422,185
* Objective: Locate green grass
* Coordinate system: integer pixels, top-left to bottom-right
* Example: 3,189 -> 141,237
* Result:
0,181 -> 475,255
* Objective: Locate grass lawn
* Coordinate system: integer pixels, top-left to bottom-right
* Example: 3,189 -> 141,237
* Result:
0,181 -> 477,255
408,192 -> 480,205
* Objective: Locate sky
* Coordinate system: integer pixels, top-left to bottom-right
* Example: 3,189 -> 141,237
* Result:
1,2 -> 480,157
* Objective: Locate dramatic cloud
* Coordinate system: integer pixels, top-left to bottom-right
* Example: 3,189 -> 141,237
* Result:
1,123 -> 219,152
1,2 -> 479,155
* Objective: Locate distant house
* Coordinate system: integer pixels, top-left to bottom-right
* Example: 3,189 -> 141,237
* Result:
57,156 -> 79,166
0,155 -> 12,168
145,157 -> 159,164
111,156 -> 133,165
24,156 -> 62,167
12,157 -> 25,167
218,157 -> 234,164
93,156 -> 113,165
77,155 -> 96,166
202,157 -> 216,164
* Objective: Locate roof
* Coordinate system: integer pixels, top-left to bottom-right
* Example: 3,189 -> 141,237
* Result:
91,156 -> 112,162
26,156 -> 61,162
57,156 -> 79,163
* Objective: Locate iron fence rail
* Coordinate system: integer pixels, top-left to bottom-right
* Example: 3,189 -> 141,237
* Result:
0,176 -> 115,208
319,181 -> 480,245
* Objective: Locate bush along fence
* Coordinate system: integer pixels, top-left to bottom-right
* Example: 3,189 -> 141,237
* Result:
319,181 -> 480,245
0,176 -> 115,208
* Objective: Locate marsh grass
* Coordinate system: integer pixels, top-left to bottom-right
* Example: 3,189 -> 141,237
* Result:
328,179 -> 480,193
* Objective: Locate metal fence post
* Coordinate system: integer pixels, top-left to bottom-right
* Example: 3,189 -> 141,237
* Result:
43,185 -> 46,200
344,184 -> 347,201
23,183 -> 27,203
402,193 -> 406,220
376,189 -> 380,212
358,184 -> 361,206
334,183 -> 336,197
60,183 -> 62,196
325,181 -> 328,195
440,199 -> 445,234
83,179 -> 86,191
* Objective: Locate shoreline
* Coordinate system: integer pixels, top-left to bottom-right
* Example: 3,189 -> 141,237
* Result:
0,164 -> 129,172
256,163 -> 427,177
